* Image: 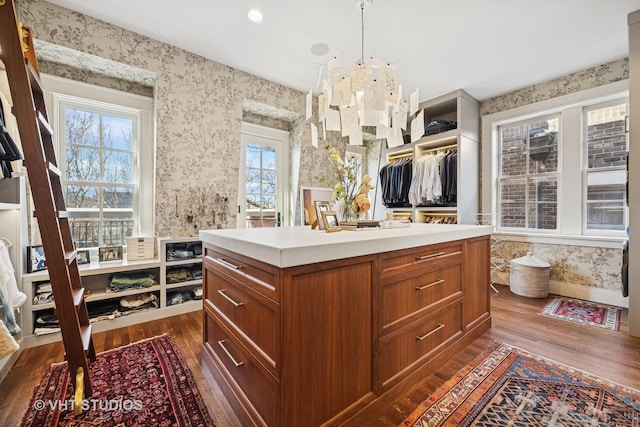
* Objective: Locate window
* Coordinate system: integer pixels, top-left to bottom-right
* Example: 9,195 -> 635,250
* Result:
43,75 -> 154,248
238,123 -> 288,228
498,115 -> 560,231
583,100 -> 628,234
484,80 -> 629,242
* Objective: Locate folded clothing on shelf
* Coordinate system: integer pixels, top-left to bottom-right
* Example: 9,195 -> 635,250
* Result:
166,267 -> 192,283
108,271 -> 157,292
192,286 -> 203,300
119,292 -> 159,314
167,290 -> 193,306
424,119 -> 457,136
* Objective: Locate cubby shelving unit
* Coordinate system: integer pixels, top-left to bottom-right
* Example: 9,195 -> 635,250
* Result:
383,89 -> 480,224
22,237 -> 203,347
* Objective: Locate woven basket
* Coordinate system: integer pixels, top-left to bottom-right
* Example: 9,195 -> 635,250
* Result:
510,252 -> 550,298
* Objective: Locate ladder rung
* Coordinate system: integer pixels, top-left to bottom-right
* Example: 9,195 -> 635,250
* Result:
72,287 -> 86,308
37,111 -> 53,136
79,324 -> 92,353
32,210 -> 68,219
48,162 -> 61,178
65,250 -> 77,265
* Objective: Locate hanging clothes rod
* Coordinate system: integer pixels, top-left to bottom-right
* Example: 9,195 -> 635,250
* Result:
387,151 -> 413,161
420,143 -> 457,154
0,237 -> 12,247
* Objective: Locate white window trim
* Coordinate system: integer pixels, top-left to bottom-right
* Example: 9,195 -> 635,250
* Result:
482,79 -> 628,246
238,122 -> 289,228
496,113 -> 561,234
41,74 -> 155,238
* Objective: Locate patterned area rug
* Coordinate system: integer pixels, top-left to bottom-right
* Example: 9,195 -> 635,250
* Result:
401,342 -> 640,426
540,297 -> 622,332
22,334 -> 214,426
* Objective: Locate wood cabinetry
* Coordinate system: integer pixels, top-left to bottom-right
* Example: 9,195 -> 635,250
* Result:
202,234 -> 490,426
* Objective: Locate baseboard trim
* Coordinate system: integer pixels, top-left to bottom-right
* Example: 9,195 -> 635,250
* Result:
548,280 -> 628,308
492,273 -> 627,308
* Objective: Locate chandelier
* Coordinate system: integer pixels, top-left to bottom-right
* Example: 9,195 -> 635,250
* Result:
308,0 -> 419,148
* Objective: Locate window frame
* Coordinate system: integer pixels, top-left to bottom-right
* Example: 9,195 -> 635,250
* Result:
481,79 -> 628,248
496,113 -> 562,234
42,74 -> 155,247
581,98 -> 629,238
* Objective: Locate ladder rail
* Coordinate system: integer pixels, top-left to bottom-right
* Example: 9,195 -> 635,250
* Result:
0,0 -> 94,397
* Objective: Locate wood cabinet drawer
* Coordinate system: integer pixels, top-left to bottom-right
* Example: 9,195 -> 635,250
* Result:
380,264 -> 462,335
377,302 -> 463,390
205,313 -> 279,427
204,267 -> 279,375
204,245 -> 279,301
379,241 -> 463,279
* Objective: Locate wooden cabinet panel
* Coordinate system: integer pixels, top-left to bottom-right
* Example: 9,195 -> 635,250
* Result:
463,236 -> 491,331
380,264 -> 462,335
204,267 -> 279,375
380,241 -> 463,279
204,246 -> 279,301
376,302 -> 463,391
280,257 -> 374,427
204,313 -> 280,427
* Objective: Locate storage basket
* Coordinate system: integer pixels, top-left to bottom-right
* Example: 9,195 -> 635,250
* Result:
509,252 -> 550,298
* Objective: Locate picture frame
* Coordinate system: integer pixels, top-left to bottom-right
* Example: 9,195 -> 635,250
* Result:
321,210 -> 341,233
314,200 -> 333,230
27,245 -> 46,273
98,246 -> 123,263
77,249 -> 90,265
300,187 -> 334,226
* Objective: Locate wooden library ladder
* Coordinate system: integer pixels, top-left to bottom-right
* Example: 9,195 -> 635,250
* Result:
0,0 -> 95,402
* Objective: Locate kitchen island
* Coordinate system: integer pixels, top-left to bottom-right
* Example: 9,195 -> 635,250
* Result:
200,224 -> 492,426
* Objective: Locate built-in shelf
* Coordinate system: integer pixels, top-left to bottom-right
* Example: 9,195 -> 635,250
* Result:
22,237 -> 203,348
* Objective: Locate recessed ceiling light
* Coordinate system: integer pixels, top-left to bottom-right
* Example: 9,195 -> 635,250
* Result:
248,8 -> 264,23
311,43 -> 329,56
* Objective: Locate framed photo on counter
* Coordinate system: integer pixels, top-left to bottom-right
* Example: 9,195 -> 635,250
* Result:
98,246 -> 123,263
321,210 -> 341,233
314,200 -> 333,230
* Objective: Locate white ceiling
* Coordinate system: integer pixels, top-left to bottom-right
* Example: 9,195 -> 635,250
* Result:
45,0 -> 640,102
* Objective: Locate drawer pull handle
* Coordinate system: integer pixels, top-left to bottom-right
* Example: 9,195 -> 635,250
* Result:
416,279 -> 444,291
216,257 -> 242,270
217,289 -> 244,307
218,340 -> 244,367
416,251 -> 446,261
416,323 -> 445,341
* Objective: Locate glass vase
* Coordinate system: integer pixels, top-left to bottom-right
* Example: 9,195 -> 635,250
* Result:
339,199 -> 358,223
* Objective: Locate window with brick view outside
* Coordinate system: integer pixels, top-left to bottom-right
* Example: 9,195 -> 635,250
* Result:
585,100 -> 628,232
498,116 -> 559,231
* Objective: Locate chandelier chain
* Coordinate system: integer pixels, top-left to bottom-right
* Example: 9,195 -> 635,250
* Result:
361,0 -> 365,65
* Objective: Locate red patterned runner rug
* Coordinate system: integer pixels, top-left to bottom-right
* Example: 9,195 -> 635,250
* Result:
22,334 -> 215,426
540,297 -> 622,332
401,342 -> 640,426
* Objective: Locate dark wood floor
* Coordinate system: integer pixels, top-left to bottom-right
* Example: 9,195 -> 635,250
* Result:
1,285 -> 639,426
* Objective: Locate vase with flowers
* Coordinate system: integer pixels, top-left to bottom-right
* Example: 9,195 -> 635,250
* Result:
325,146 -> 375,223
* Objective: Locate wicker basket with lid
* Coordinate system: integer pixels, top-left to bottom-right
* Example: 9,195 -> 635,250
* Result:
509,252 -> 550,298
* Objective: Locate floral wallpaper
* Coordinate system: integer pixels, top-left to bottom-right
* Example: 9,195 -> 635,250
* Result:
16,0 -> 343,237
479,59 -> 628,294
13,0 -> 624,296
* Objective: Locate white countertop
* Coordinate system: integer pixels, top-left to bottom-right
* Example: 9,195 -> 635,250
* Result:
200,224 -> 492,268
